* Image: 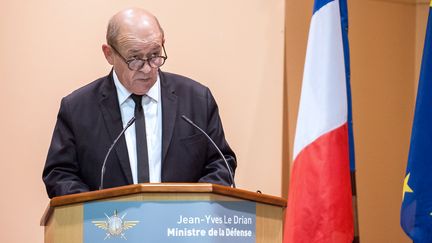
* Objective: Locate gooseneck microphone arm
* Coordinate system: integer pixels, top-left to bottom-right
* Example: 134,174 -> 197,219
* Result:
181,115 -> 236,188
99,117 -> 136,190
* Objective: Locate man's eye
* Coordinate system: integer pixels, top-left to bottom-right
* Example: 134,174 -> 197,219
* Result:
149,52 -> 159,57
126,56 -> 138,62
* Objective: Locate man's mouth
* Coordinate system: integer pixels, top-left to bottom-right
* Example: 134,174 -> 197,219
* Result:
136,77 -> 150,81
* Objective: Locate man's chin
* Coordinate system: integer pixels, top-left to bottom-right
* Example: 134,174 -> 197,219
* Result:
131,83 -> 155,95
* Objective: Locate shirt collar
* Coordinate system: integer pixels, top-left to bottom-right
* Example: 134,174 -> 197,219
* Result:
113,70 -> 160,105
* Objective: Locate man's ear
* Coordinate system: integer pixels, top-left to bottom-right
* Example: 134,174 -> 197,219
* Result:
102,44 -> 114,65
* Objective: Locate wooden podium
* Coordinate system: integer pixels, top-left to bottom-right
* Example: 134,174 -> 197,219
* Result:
41,183 -> 286,243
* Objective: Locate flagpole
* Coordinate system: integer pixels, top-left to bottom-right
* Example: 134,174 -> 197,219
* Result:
351,172 -> 360,243
338,1 -> 360,242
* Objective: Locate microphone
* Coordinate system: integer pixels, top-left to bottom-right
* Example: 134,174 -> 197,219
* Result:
181,115 -> 236,188
99,116 -> 136,190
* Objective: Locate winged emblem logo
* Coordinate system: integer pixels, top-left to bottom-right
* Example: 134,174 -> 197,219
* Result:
92,210 -> 139,240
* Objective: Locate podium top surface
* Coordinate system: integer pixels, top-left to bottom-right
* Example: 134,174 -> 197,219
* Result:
41,183 -> 286,226
49,183 -> 286,207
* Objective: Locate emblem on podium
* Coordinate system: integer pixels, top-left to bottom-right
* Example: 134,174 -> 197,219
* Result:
92,210 -> 139,240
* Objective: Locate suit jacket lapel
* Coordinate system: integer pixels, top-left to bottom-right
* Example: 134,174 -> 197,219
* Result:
160,71 -> 178,163
99,72 -> 133,184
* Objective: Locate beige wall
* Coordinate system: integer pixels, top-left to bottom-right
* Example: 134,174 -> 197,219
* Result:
0,1 -> 284,242
1,0 -> 429,242
350,1 -> 414,242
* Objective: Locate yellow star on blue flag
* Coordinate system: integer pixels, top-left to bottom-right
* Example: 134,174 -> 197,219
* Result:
402,173 -> 413,200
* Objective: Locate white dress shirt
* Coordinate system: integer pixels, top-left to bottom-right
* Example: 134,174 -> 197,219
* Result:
113,70 -> 162,183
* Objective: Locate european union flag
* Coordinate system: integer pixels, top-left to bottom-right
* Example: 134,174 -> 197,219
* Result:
401,2 -> 432,242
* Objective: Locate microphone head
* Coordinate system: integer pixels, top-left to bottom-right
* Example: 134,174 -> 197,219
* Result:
127,117 -> 136,126
181,115 -> 192,123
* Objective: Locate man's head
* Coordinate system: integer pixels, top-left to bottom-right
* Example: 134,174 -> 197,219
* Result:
102,8 -> 166,95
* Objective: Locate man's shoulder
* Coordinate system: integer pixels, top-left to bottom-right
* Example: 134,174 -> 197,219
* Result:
160,71 -> 210,95
63,74 -> 111,102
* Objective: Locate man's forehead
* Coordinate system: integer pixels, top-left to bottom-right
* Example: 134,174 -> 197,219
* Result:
127,42 -> 162,55
117,32 -> 162,47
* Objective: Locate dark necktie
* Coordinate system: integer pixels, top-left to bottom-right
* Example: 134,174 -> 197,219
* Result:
131,94 -> 149,183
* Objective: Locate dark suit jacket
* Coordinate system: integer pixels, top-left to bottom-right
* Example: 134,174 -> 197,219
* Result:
42,70 -> 236,198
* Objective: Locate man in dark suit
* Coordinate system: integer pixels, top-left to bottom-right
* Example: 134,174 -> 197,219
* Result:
42,8 -> 236,198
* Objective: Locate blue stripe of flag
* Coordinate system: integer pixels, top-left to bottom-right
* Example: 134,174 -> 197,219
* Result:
313,0 -> 334,14
338,0 -> 356,171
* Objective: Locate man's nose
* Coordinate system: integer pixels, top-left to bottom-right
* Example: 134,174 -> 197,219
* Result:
139,61 -> 152,73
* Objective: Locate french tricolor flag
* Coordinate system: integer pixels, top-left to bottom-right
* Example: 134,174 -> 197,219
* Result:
284,0 -> 354,242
